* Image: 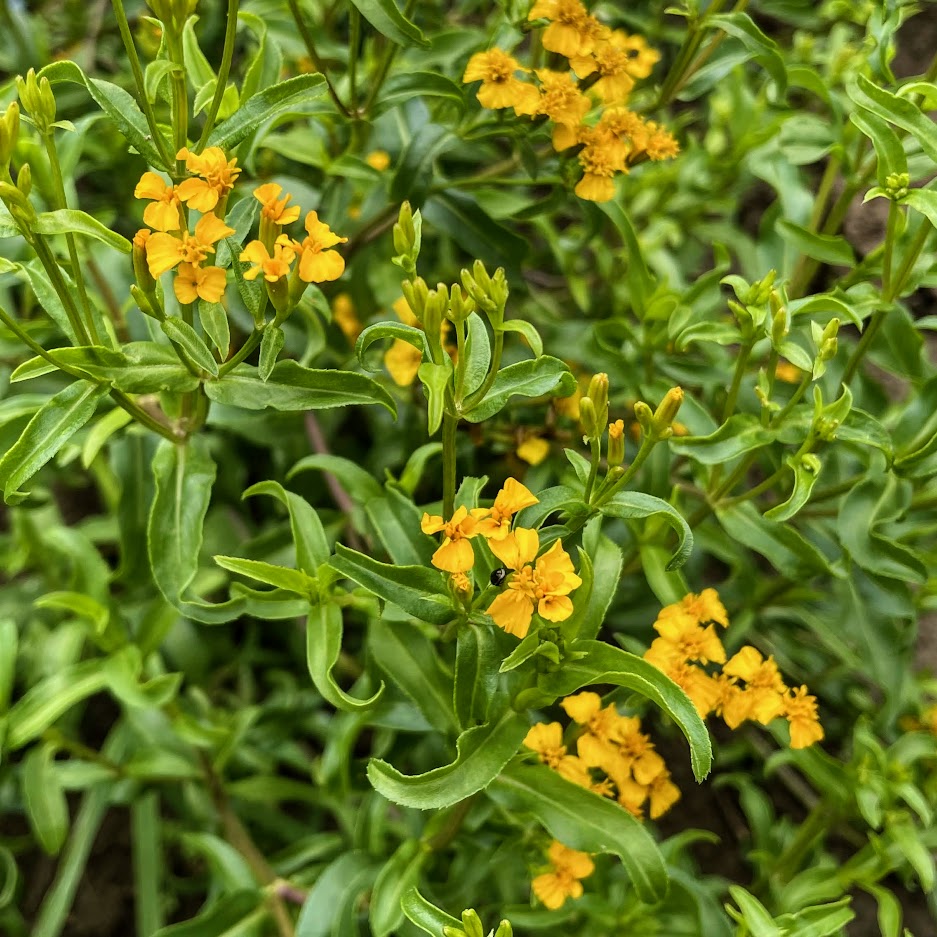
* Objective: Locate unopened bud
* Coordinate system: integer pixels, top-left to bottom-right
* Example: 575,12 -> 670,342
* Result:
15,162 -> 31,197
132,228 -> 157,294
800,453 -> 822,474
131,283 -> 163,320
0,179 -> 35,229
770,305 -> 788,345
747,269 -> 776,306
461,910 -> 484,937
401,276 -> 429,321
607,419 -> 625,466
653,386 -> 684,437
391,201 -> 421,275
446,284 -> 474,323
423,284 -> 447,344
633,400 -> 653,436
884,171 -> 910,200
579,397 -> 598,439
266,274 -> 291,318
0,101 -> 20,172
586,372 -> 609,428
16,69 -> 55,133
493,921 -> 513,937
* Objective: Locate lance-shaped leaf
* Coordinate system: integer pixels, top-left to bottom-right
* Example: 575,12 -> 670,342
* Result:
213,556 -> 315,595
709,12 -> 787,99
0,380 -> 108,502
371,72 -> 463,116
764,454 -> 822,522
33,210 -> 132,253
463,356 -> 575,423
147,438 -> 245,624
208,73 -> 327,149
668,414 -> 778,464
454,624 -> 502,729
22,743 -> 69,855
205,361 -> 396,414
849,110 -> 907,185
418,360 -> 452,435
488,763 -> 668,904
560,533 -> 622,642
600,491 -> 694,569
539,640 -> 712,781
369,841 -> 430,937
401,889 -> 461,937
355,322 -> 426,371
849,74 -> 937,164
162,316 -> 218,376
367,711 -> 528,808
330,544 -> 454,625
348,0 -> 429,47
308,603 -> 383,711
777,220 -> 855,267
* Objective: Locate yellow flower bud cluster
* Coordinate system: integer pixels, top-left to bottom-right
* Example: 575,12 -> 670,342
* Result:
460,1 -> 678,202
524,691 -> 680,824
643,590 -> 824,750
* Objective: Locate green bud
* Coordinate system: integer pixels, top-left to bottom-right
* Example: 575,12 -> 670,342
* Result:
461,910 -> 484,937
15,162 -> 31,197
770,304 -> 788,345
132,230 -> 157,295
633,400 -> 653,436
0,178 -> 35,229
884,171 -> 910,200
391,201 -> 422,276
131,283 -> 163,320
607,419 -> 625,466
746,269 -> 776,306
266,275 -> 292,319
586,372 -> 609,430
579,397 -> 598,440
800,453 -> 822,474
401,276 -> 429,321
447,284 -> 474,324
443,928 -> 464,937
423,284 -> 448,343
0,101 -> 20,173
493,921 -> 513,937
461,260 -> 507,327
653,386 -> 684,435
16,69 -> 56,133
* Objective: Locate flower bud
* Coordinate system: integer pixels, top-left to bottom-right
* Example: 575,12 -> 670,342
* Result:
770,303 -> 788,346
0,101 -> 20,174
131,284 -> 163,320
818,317 -> 840,359
607,419 -> 625,466
579,396 -> 598,440
391,201 -> 422,275
633,400 -> 653,436
15,162 -> 31,197
493,921 -> 513,937
586,372 -> 609,430
461,260 -> 507,327
461,910 -> 484,937
884,171 -> 910,200
746,269 -> 776,306
132,229 -> 157,294
401,276 -> 429,321
446,284 -> 475,324
266,274 -> 291,319
653,386 -> 684,437
0,178 -> 36,229
16,69 -> 55,133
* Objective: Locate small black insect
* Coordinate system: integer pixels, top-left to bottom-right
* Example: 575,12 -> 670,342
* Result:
490,567 -> 508,586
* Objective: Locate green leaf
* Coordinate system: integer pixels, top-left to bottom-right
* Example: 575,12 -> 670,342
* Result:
347,0 -> 429,47
418,359 -> 453,435
561,532 -> 622,641
22,743 -> 69,855
0,380 -> 108,502
295,853 -> 377,937
727,886 -> 781,937
850,74 -> 937,165
147,438 -> 245,624
227,245 -> 265,320
367,711 -> 528,808
33,210 -> 132,253
454,624 -> 501,729
461,313 -> 491,398
356,321 -> 426,371
153,891 -> 263,937
198,301 -> 230,357
538,640 -> 712,781
307,603 -> 384,711
709,13 -> 787,99
849,110 -> 907,185
500,318 -> 543,357
0,619 -> 18,713
119,342 -> 202,393
330,544 -> 454,625
366,487 -> 435,566
161,316 -> 218,376
16,259 -> 81,343
463,356 -> 574,423
205,361 -> 396,414
242,480 -> 330,573
716,501 -> 834,579
208,73 -> 327,149
213,555 -> 315,595
668,415 -> 777,464
289,454 -> 384,503
368,618 -> 458,733
258,325 -> 285,381
600,491 -> 694,570
372,72 -> 463,116
596,202 -> 655,315
401,888 -> 461,937
370,841 -> 430,937
35,591 -> 109,636
902,188 -> 937,232
777,219 -> 855,267
39,60 -> 169,169
488,763 -> 668,905
81,407 -> 132,468
764,455 -> 823,522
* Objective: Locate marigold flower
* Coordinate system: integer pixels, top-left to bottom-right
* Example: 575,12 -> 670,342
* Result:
472,478 -> 539,541
658,589 -> 729,628
709,672 -> 754,729
528,0 -> 598,58
240,238 -> 296,282
486,532 -> 581,638
253,182 -> 301,226
535,69 -> 591,127
450,571 -> 473,594
517,434 -> 551,466
175,146 -> 241,212
174,262 -> 227,304
617,775 -> 647,817
524,722 -> 591,786
644,124 -> 680,161
617,32 -> 661,79
575,141 -> 627,202
531,841 -> 594,911
421,505 -> 482,573
462,49 -> 540,113
724,646 -> 788,725
647,768 -> 680,819
366,149 -> 391,171
134,171 -> 183,232
145,212 -> 235,278
570,31 -> 637,103
784,686 -> 824,749
289,211 -> 347,283
643,653 -> 720,717
648,610 -> 727,666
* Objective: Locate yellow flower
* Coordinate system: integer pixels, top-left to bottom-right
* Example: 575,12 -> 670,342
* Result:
145,212 -> 235,278
648,610 -> 727,666
775,361 -> 803,384
517,434 -> 551,465
647,768 -> 680,819
598,107 -> 649,156
723,646 -> 787,725
528,0 -> 598,58
658,589 -> 729,628
784,686 -> 824,749
290,211 -> 347,283
134,171 -> 182,232
462,49 -> 540,114
486,531 -> 581,638
617,32 -> 661,79
617,775 -> 647,817
709,672 -> 754,729
133,228 -> 150,250
175,146 -> 241,212
535,69 -> 591,127
643,653 -> 720,717
570,31 -> 637,103
531,841 -> 594,911
239,238 -> 296,281
472,478 -> 539,541
253,182 -> 301,226
332,292 -> 362,344
174,262 -> 227,304
384,296 -> 423,386
420,505 -> 482,573
643,124 -> 680,161
615,715 -> 666,785
524,722 -> 591,786
575,140 -> 627,202
366,149 -> 391,171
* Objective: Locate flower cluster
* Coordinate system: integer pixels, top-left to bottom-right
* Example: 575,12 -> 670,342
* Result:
531,840 -> 594,910
525,691 -> 680,823
644,590 -> 824,749
420,480 -> 582,639
461,1 -> 678,201
133,150 -> 346,311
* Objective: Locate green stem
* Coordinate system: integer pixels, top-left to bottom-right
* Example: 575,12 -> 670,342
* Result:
32,236 -> 90,344
285,0 -> 351,116
219,328 -> 263,375
761,347 -> 779,426
593,435 -> 658,508
110,0 -> 176,170
349,7 -> 361,113
196,0 -> 240,151
167,31 -> 189,170
881,199 -> 900,299
453,318 -> 467,404
442,410 -> 458,518
41,133 -> 102,345
654,0 -> 727,109
425,795 -> 478,851
841,308 -> 885,386
721,434 -> 814,508
721,336 -> 753,423
774,804 -> 831,883
583,436 -> 601,504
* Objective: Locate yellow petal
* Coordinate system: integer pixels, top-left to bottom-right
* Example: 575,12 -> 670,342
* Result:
145,232 -> 182,277
299,248 -> 345,283
486,589 -> 533,638
195,212 -> 236,246
173,264 -> 199,304
561,691 -> 601,726
134,171 -> 169,201
195,265 -> 227,303
431,537 -> 474,573
524,722 -> 563,754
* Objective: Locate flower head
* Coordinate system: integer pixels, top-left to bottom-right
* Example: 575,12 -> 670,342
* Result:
724,646 -> 787,725
535,69 -> 591,127
575,140 -> 627,202
784,686 -> 824,749
174,262 -> 227,304
240,238 -> 296,281
421,505 -> 482,573
528,0 -> 598,58
463,49 -> 540,114
145,212 -> 235,278
134,171 -> 182,232
617,32 -> 661,79
253,182 -> 301,226
290,211 -> 347,283
175,146 -> 241,212
366,150 -> 391,171
659,589 -> 729,628
531,841 -> 594,911
472,478 -> 539,540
